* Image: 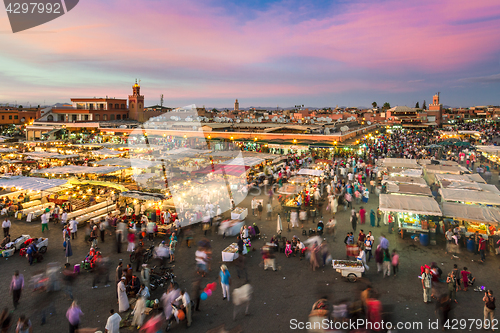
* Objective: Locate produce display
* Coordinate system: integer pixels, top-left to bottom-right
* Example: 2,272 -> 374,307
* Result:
232,207 -> 246,215
223,243 -> 238,254
333,260 -> 363,268
285,198 -> 301,207
467,223 -> 488,235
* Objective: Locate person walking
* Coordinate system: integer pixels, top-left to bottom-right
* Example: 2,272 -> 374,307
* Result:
169,239 -> 177,263
479,235 -> 487,263
115,261 -> 123,300
105,309 -> 121,333
421,267 -> 432,303
99,221 -> 106,243
391,249 -> 399,276
90,226 -> 99,249
446,272 -> 458,304
10,271 -> 24,310
364,237 -> 373,262
66,301 -> 83,333
15,315 -> 32,333
350,209 -> 357,232
257,202 -> 263,219
382,248 -> 391,278
2,218 -> 10,238
219,265 -> 231,301
41,211 -> 49,233
69,218 -> 78,240
483,290 -> 496,330
174,290 -> 192,328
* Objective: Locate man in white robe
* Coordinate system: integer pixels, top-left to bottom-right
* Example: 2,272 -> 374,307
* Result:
117,277 -> 129,312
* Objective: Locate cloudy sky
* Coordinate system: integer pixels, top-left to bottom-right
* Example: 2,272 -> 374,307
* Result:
0,0 -> 499,108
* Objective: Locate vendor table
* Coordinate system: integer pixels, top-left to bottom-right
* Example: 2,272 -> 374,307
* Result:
222,243 -> 239,262
231,207 -> 248,220
218,219 -> 244,236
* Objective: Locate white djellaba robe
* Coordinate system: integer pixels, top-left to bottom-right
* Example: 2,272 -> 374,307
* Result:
290,211 -> 299,228
131,296 -> 146,327
331,197 -> 338,214
117,280 -> 129,312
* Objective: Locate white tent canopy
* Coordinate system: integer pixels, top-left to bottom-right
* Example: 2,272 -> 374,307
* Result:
95,157 -> 162,168
0,176 -> 67,191
439,188 -> 500,206
441,202 -> 500,224
0,148 -> 16,153
92,148 -> 123,157
297,169 -> 323,177
382,175 -> 428,186
32,165 -> 126,175
379,158 -> 421,169
379,194 -> 442,216
23,152 -> 79,159
225,157 -> 264,167
434,173 -> 486,184
119,191 -> 167,201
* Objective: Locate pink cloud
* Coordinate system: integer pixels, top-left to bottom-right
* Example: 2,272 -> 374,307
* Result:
1,0 -> 499,104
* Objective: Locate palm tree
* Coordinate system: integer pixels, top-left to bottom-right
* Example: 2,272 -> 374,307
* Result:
372,102 -> 377,108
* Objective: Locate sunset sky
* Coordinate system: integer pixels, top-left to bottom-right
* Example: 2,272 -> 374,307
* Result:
1,0 -> 499,108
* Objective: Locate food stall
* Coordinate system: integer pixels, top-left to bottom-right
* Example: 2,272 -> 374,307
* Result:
378,194 -> 442,243
221,243 -> 240,262
439,188 -> 500,208
231,207 -> 248,220
441,202 -> 500,251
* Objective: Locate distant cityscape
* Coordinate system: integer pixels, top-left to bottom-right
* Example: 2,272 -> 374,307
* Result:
0,81 -> 499,143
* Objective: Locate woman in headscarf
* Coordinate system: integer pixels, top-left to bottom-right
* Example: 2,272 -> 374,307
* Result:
370,209 -> 376,227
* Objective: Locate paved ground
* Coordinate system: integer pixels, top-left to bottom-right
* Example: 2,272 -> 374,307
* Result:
1,169 -> 500,333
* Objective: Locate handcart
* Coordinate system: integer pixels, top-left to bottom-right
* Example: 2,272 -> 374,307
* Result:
36,238 -> 49,254
332,260 -> 365,282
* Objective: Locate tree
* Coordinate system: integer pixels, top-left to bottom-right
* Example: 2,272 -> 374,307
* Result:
382,102 -> 391,110
18,105 -> 23,109
372,102 -> 377,108
415,102 -> 420,108
422,100 -> 426,110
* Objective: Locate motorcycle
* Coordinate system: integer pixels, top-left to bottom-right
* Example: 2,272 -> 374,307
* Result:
150,270 -> 175,291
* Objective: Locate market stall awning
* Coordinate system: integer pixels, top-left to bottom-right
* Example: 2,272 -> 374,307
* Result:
441,202 -> 500,224
193,164 -> 250,177
32,165 -> 126,175
159,148 -> 212,157
382,176 -> 428,186
424,165 -> 468,175
297,169 -> 323,177
386,184 -> 433,196
277,184 -> 304,195
0,148 -> 16,153
95,157 -> 162,168
378,158 -> 421,169
225,157 -> 264,167
439,188 -> 500,206
0,176 -> 68,191
119,191 -> 167,201
379,194 -> 442,216
434,173 -> 486,184
23,152 -> 79,159
92,148 -> 123,157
